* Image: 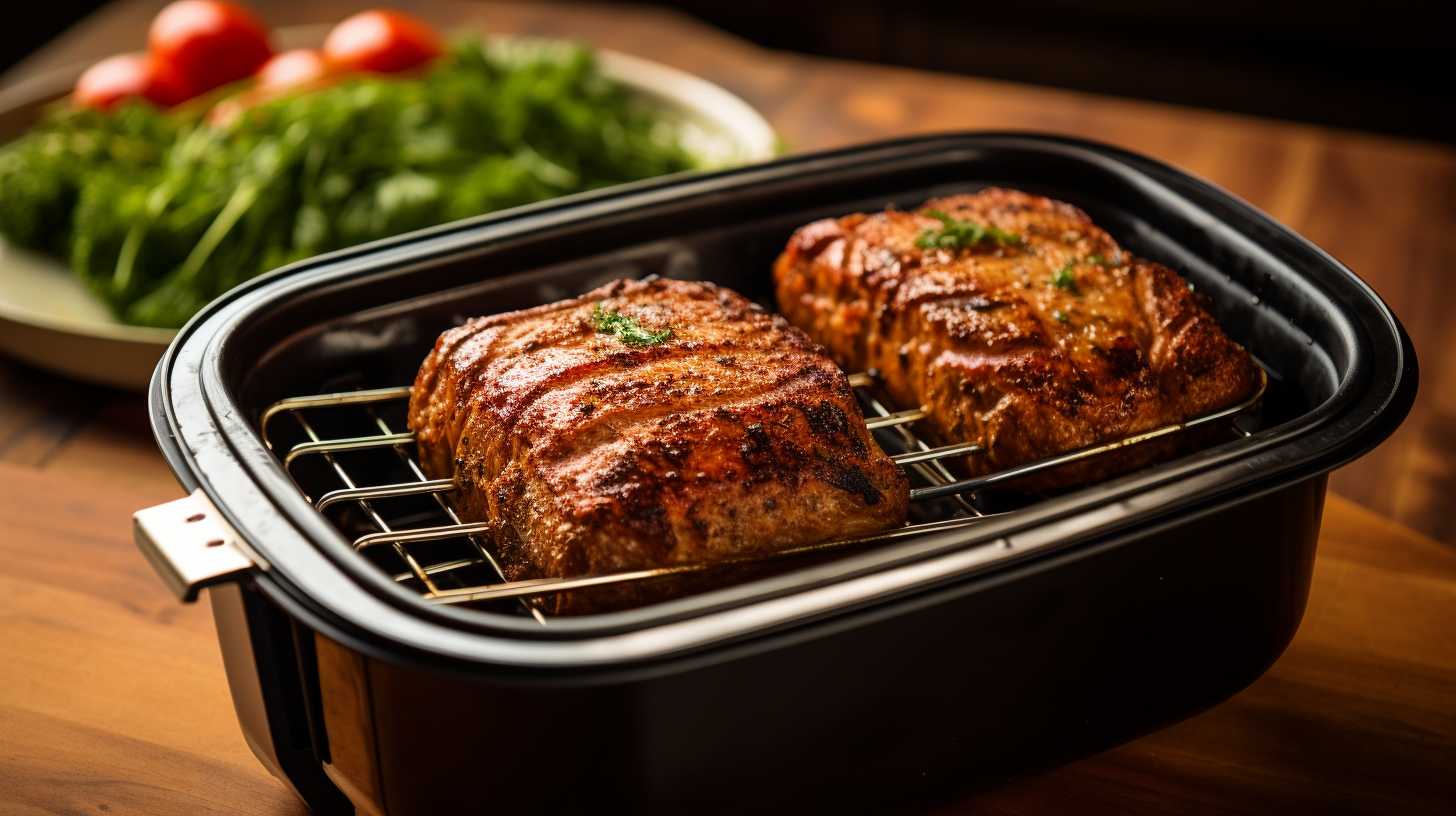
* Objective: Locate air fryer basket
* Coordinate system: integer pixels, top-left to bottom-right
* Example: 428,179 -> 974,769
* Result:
137,134 -> 1415,813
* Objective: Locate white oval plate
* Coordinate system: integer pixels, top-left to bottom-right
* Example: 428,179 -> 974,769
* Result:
0,33 -> 777,390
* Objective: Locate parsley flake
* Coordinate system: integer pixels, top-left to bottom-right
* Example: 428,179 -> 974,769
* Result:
1052,262 -> 1079,293
915,209 -> 1022,252
592,303 -> 672,347
1053,309 -> 1071,323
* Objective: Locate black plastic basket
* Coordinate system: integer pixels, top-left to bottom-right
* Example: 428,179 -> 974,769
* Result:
136,134 -> 1416,814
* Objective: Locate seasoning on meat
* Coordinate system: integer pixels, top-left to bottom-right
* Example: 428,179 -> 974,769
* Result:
773,188 -> 1258,486
409,277 -> 909,611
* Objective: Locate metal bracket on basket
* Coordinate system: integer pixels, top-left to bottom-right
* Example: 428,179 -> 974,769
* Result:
134,489 -> 255,602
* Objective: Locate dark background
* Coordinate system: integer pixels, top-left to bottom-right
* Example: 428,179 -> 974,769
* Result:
1,0 -> 1452,143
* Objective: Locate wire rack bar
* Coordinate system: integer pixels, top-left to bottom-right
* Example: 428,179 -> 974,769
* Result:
355,522 -> 495,550
316,478 -> 456,510
426,515 -> 992,605
857,380 -> 983,519
261,386 -> 413,444
390,557 -> 485,582
891,442 -> 984,466
285,433 -> 415,468
354,402 -> 548,624
289,413 -> 439,594
864,407 -> 928,430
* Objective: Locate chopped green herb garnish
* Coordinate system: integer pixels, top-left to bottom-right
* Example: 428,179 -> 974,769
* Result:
1052,262 -> 1079,293
915,209 -> 1022,252
1053,309 -> 1070,323
592,303 -> 672,346
1086,254 -> 1107,266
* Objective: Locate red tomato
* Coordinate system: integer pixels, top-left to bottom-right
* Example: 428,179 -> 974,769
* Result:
149,1 -> 273,95
322,9 -> 442,74
206,49 -> 333,127
255,49 -> 331,92
73,53 -> 192,110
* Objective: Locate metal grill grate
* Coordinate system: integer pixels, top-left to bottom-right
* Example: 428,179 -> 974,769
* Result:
260,368 -> 1267,621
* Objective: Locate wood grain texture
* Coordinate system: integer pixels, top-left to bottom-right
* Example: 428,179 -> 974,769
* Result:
0,2 -> 1451,814
0,462 -> 305,816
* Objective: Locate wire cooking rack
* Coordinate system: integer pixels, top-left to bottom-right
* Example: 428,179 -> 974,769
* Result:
260,367 -> 1267,621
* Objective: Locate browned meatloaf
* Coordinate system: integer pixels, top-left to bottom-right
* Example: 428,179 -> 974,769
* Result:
773,188 -> 1258,486
408,277 -> 908,610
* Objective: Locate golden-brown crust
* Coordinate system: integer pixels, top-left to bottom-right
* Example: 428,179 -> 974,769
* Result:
773,188 -> 1257,486
408,278 -> 909,612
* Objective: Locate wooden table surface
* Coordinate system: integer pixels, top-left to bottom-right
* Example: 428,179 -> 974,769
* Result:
1,2 -> 1452,814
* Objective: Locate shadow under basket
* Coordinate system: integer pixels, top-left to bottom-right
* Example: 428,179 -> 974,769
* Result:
135,133 -> 1415,814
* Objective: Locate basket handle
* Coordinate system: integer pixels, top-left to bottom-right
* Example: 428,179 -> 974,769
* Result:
133,490 -> 255,602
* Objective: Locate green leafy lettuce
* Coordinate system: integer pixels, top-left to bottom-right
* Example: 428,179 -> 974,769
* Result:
0,39 -> 699,328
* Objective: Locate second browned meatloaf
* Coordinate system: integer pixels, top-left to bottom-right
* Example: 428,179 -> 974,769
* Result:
773,188 -> 1258,486
408,278 -> 908,610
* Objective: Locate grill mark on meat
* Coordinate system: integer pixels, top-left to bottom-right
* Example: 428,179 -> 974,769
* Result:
493,341 -> 820,457
1101,335 -> 1145,380
800,399 -> 868,457
446,296 -> 597,402
815,462 -> 883,506
538,360 -> 839,475
416,321 -> 513,477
